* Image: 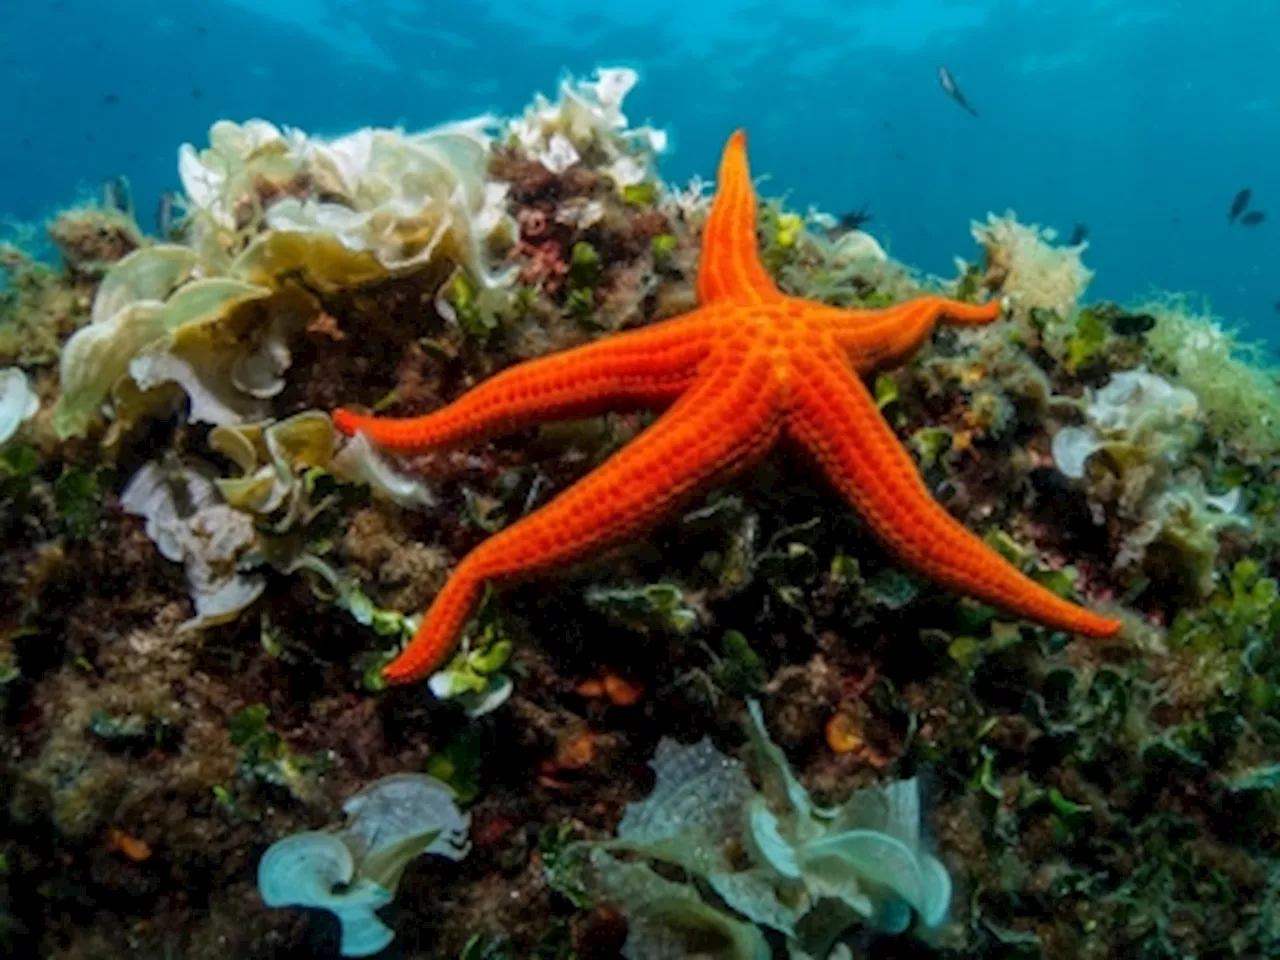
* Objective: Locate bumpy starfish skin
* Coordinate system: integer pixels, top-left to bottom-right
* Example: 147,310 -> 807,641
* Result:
335,130 -> 1121,683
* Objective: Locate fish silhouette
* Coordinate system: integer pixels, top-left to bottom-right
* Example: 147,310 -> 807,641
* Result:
1228,188 -> 1252,223
938,65 -> 979,117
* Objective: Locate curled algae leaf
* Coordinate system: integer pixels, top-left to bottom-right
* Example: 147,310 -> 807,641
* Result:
258,773 -> 471,957
331,432 -> 436,510
120,460 -> 266,629
1051,368 -> 1200,480
342,772 -> 472,890
90,245 -> 198,326
210,412 -> 434,521
124,277 -> 277,427
0,368 -> 39,445
548,699 -> 951,958
54,246 -> 197,438
576,848 -> 771,960
53,246 -> 276,438
258,832 -> 395,958
180,115 -> 518,291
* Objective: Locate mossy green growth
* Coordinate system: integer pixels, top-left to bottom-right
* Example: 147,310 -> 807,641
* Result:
711,629 -> 766,694
0,444 -> 38,517
621,182 -> 657,207
459,935 -> 515,960
585,582 -> 700,634
873,373 -> 899,409
568,241 -> 601,288
1137,293 -> 1280,458
425,727 -> 490,806
757,199 -> 804,279
1063,306 -> 1108,374
650,233 -> 678,265
559,241 -> 603,323
910,426 -> 953,467
229,703 -> 332,797
445,271 -> 498,340
53,466 -> 108,541
0,245 -> 88,367
87,708 -> 178,752
428,590 -> 515,716
953,262 -> 984,303
1168,559 -> 1280,654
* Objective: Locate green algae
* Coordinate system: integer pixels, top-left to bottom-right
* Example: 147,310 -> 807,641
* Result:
229,703 -> 332,798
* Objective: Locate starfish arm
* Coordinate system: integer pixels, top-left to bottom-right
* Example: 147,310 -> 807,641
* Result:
788,350 -> 1121,638
382,359 -> 785,683
820,295 -> 1004,374
333,313 -> 715,451
697,130 -> 780,306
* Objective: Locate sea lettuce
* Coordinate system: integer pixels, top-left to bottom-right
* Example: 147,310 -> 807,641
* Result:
548,699 -> 950,958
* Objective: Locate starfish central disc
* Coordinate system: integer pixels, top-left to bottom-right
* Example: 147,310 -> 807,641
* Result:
334,130 -> 1121,684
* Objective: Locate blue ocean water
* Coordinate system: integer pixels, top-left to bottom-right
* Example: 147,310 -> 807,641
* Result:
1,0 -> 1276,343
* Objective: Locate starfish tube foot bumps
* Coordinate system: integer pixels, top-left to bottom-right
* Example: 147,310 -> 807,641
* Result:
334,130 -> 1121,684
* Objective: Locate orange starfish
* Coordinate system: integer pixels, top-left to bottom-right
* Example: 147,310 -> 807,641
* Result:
335,130 -> 1121,684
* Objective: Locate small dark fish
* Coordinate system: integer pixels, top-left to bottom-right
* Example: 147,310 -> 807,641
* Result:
1228,188 -> 1252,222
191,87 -> 203,100
102,93 -> 119,105
155,192 -> 181,237
1068,223 -> 1089,245
838,205 -> 873,231
1273,301 -> 1280,313
102,176 -> 131,215
938,65 -> 978,117
1111,312 -> 1156,336
1241,210 -> 1267,227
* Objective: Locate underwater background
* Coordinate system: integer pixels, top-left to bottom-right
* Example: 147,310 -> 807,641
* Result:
4,0 -> 1278,340
5,1 -> 1280,959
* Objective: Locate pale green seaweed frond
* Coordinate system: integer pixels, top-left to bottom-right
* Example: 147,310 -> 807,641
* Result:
180,116 -> 518,289
262,119 -> 517,289
258,833 -> 395,958
573,848 -> 771,960
210,410 -> 434,531
0,367 -> 39,445
258,773 -> 470,958
1050,368 -> 1249,597
49,116 -> 523,442
1116,475 -> 1251,597
427,618 -> 515,718
1051,368 -> 1201,481
53,245 -> 196,437
549,700 -> 951,957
